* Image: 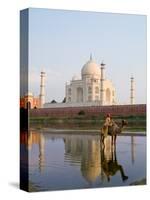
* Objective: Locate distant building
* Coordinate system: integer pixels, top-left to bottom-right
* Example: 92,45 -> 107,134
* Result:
20,71 -> 46,109
20,92 -> 41,109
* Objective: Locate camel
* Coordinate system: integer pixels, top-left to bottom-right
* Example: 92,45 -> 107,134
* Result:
100,120 -> 128,146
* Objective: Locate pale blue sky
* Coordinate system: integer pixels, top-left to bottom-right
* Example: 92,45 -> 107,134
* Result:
28,8 -> 146,104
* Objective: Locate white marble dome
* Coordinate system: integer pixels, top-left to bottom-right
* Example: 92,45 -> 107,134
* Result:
81,58 -> 101,77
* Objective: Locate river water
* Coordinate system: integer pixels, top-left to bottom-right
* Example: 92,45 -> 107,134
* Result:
20,130 -> 146,191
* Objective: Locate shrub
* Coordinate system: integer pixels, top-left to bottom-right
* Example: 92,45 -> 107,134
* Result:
78,110 -> 85,115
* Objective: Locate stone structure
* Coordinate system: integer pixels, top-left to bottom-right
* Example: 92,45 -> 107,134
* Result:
20,71 -> 46,109
65,55 -> 116,105
20,92 -> 41,109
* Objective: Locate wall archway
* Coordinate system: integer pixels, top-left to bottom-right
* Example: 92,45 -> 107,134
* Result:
26,101 -> 31,109
68,88 -> 71,95
76,87 -> 83,102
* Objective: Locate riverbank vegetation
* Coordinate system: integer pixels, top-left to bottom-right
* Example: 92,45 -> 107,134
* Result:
29,114 -> 146,131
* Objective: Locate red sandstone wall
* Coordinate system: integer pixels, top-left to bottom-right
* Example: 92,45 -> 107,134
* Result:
30,104 -> 146,118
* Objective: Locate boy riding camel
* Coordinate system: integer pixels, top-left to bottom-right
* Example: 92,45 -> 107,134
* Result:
102,113 -> 114,137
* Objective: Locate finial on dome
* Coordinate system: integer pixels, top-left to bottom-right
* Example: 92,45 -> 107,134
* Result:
90,53 -> 92,61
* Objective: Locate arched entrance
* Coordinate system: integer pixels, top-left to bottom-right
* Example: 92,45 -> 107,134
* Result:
26,101 -> 31,109
76,87 -> 83,102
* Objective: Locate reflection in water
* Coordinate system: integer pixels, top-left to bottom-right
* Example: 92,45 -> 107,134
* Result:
20,130 -> 146,191
101,142 -> 128,182
64,136 -> 128,183
64,137 -> 101,183
131,136 -> 135,164
21,131 -> 45,174
38,134 -> 45,173
81,140 -> 101,184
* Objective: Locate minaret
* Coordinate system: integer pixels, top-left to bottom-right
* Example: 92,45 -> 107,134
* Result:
130,76 -> 135,104
100,62 -> 105,105
39,71 -> 46,108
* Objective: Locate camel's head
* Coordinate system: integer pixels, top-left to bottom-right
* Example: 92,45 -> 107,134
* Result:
122,120 -> 128,126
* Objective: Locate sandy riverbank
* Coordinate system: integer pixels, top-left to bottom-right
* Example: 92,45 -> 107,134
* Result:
29,128 -> 146,136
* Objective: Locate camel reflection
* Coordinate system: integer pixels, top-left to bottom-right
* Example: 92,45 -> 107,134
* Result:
101,136 -> 128,182
64,135 -> 128,183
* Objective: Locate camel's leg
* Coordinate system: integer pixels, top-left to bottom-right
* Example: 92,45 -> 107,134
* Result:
118,165 -> 128,181
114,135 -> 117,146
103,136 -> 105,148
100,129 -> 104,146
100,134 -> 103,144
111,135 -> 115,146
100,134 -> 105,147
111,143 -> 115,161
114,144 -> 117,161
111,136 -> 113,146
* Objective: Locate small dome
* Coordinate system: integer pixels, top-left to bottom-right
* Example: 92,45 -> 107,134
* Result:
72,74 -> 80,81
81,57 -> 101,77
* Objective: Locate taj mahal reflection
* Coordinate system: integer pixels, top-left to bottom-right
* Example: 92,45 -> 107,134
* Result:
64,136 -> 101,183
20,131 -> 138,184
64,135 -> 129,183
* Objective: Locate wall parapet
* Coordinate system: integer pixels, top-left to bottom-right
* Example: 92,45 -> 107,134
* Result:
30,104 -> 146,118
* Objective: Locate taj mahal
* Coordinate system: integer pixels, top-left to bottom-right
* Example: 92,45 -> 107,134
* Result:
65,54 -> 116,105
44,54 -> 134,108
20,54 -> 135,109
